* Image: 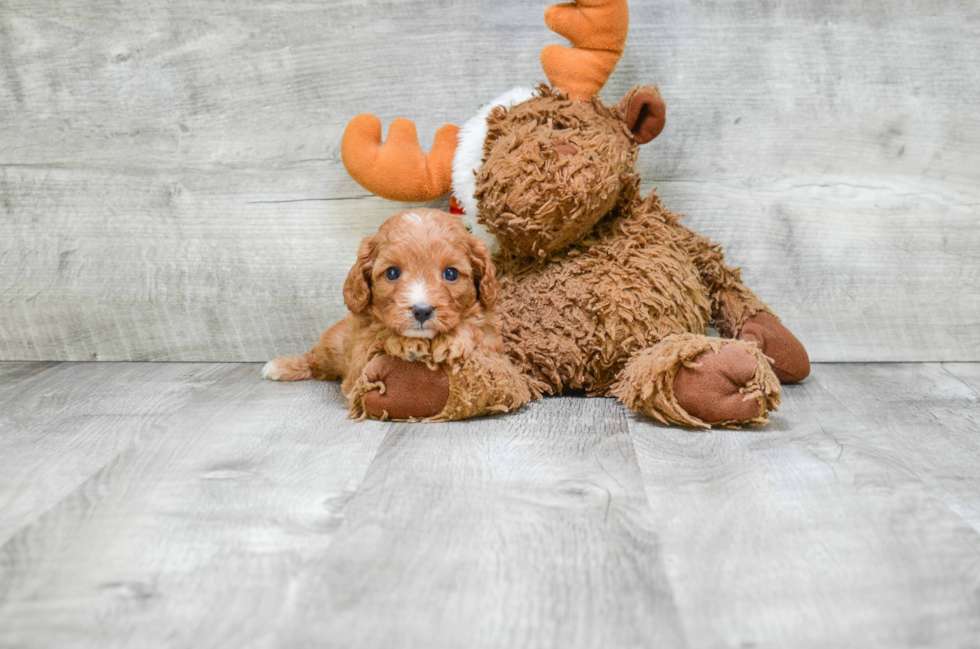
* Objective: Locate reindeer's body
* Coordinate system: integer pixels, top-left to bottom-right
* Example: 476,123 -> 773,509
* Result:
496,194 -> 712,396
489,180 -> 785,426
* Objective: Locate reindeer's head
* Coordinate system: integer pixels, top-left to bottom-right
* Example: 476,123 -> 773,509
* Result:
341,0 -> 665,258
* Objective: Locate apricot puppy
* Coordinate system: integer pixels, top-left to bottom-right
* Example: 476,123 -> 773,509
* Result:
263,208 -> 529,421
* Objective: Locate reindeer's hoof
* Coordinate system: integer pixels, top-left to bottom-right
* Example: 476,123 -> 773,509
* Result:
673,345 -> 768,424
363,355 -> 450,420
739,313 -> 810,383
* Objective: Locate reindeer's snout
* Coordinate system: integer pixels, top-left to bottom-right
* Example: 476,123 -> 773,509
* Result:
553,139 -> 578,156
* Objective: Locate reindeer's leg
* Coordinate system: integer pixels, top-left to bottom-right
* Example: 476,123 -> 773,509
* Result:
612,333 -> 781,428
432,346 -> 531,422
671,219 -> 810,383
263,316 -> 350,382
349,347 -> 530,422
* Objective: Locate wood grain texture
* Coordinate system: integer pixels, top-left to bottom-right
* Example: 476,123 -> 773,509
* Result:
279,399 -> 685,649
0,0 -> 977,361
631,367 -> 980,647
0,365 -> 391,648
0,362 -> 230,543
820,362 -> 980,531
1,361 -> 980,646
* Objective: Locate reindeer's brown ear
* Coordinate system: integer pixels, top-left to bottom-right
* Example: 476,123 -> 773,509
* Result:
615,85 -> 666,144
468,237 -> 498,310
343,236 -> 376,314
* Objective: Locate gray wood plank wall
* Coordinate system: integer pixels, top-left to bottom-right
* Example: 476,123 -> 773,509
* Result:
1,0 -> 977,362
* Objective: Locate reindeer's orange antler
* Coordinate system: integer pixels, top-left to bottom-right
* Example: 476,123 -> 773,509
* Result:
541,0 -> 629,101
341,115 -> 459,202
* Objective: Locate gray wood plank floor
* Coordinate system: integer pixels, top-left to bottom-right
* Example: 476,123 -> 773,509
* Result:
1,362 -> 979,648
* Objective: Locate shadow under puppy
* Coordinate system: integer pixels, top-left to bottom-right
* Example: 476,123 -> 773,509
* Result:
263,208 -> 530,421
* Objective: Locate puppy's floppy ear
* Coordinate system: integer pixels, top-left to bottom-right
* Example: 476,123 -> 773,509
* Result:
343,235 -> 376,314
614,85 -> 666,144
468,236 -> 498,310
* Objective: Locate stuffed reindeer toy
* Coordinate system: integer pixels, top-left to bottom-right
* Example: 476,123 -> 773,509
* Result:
319,0 -> 810,427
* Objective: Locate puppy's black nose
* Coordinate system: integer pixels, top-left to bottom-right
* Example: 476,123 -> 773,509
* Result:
412,304 -> 434,324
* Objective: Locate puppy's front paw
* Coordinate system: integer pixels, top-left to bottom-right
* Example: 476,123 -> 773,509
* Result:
362,355 -> 449,420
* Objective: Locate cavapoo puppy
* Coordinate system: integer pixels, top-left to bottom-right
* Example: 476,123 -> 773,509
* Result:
263,208 -> 529,421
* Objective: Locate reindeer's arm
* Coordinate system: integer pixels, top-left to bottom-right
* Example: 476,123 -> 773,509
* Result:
670,219 -> 810,383
671,221 -> 772,337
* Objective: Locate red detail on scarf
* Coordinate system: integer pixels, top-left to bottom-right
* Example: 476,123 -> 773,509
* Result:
450,196 -> 464,215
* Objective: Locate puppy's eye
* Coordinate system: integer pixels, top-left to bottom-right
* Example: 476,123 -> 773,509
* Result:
442,268 -> 459,282
385,267 -> 401,281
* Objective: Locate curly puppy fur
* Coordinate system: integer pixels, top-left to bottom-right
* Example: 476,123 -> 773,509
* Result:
265,209 -> 529,421
476,86 -> 781,425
